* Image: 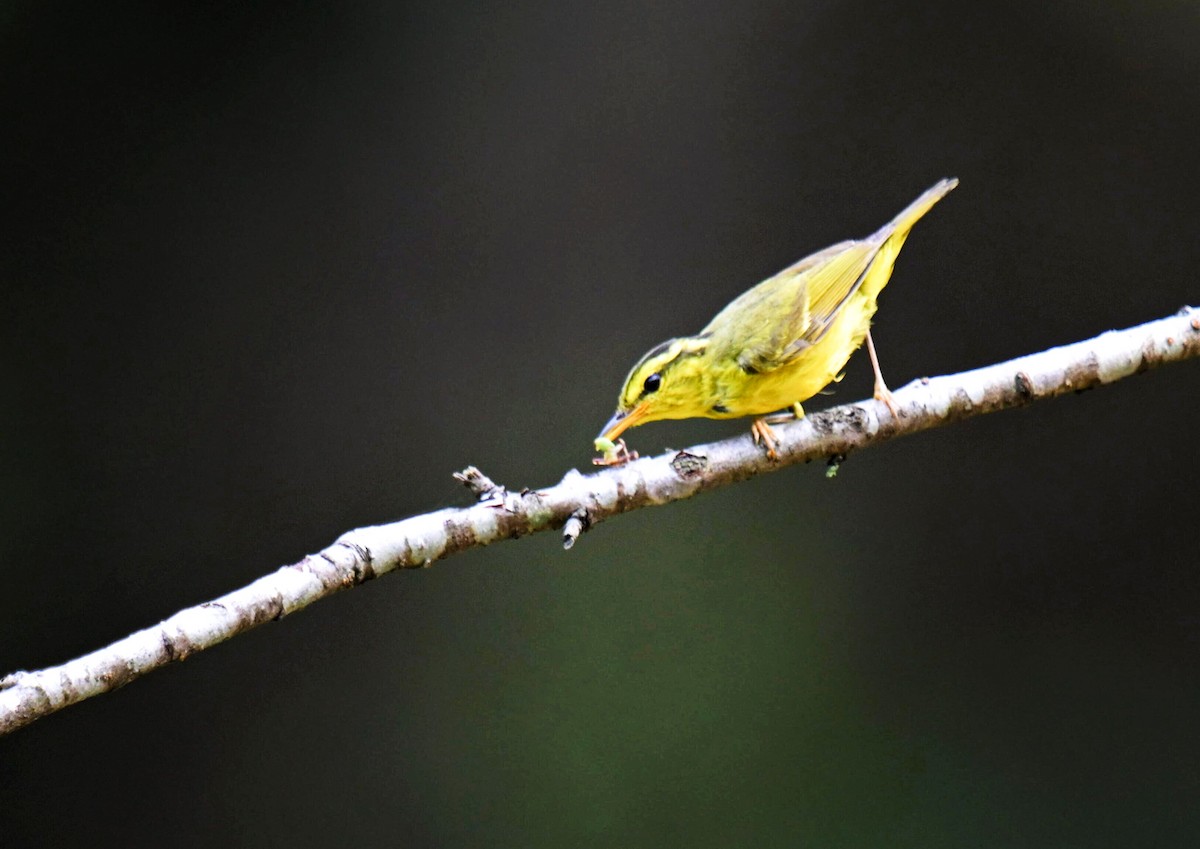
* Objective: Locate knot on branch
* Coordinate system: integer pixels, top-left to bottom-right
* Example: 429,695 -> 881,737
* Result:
670,450 -> 708,480
1014,371 -> 1034,400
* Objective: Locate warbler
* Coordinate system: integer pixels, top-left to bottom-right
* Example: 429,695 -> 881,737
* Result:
597,178 -> 957,462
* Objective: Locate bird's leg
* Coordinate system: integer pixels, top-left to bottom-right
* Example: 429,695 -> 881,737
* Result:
754,402 -> 806,459
866,329 -> 900,417
763,402 -> 804,425
750,418 -> 781,460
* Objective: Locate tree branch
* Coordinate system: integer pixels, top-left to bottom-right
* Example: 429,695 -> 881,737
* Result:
3,308 -> 1199,736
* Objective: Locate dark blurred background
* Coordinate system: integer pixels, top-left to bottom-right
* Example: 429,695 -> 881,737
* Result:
3,1 -> 1199,845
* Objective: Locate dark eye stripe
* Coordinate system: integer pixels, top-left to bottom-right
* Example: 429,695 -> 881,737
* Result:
627,340 -> 679,389
641,339 -> 675,362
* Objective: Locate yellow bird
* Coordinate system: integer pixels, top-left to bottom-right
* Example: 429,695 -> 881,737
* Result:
597,178 -> 957,461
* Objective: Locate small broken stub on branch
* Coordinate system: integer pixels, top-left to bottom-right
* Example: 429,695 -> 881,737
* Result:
561,508 -> 591,550
453,466 -> 505,501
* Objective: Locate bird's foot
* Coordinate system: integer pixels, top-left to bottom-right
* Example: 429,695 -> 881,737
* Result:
874,382 -> 900,418
750,418 -> 781,460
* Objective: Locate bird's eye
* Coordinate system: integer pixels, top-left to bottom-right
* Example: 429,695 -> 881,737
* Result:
643,373 -> 662,394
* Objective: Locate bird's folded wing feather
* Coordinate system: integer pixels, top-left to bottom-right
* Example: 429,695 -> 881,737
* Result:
706,238 -> 882,374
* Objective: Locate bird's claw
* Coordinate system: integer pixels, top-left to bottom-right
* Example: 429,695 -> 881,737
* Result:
874,383 -> 900,418
750,418 -> 781,460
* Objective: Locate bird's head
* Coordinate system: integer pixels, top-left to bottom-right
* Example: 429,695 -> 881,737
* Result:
598,336 -> 713,441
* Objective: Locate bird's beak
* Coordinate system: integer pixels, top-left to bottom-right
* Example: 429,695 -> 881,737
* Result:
599,401 -> 650,441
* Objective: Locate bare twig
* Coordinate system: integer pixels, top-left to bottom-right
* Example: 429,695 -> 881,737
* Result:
2,308 -> 1198,735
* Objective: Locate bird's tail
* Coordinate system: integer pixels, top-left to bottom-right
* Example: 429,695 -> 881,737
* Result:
856,178 -> 958,303
876,177 -> 959,243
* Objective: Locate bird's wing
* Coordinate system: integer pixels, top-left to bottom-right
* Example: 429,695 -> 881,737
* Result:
708,238 -> 881,375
